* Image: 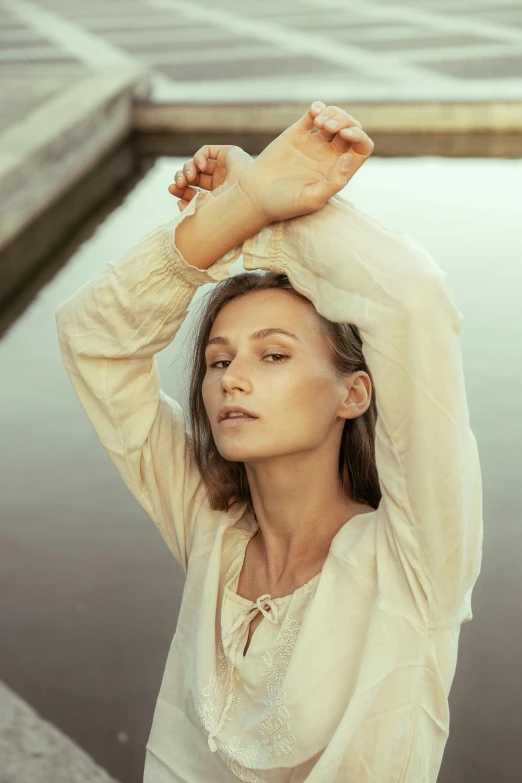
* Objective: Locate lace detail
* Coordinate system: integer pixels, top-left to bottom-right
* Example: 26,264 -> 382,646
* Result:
220,737 -> 264,782
195,641 -> 236,735
259,615 -> 301,756
196,641 -> 265,781
196,604 -> 302,778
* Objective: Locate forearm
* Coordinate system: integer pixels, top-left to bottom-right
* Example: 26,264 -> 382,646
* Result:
175,182 -> 268,270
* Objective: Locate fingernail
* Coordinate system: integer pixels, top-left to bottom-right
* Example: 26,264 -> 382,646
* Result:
341,154 -> 352,172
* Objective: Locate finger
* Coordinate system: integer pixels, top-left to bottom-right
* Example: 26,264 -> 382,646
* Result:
315,111 -> 363,134
168,181 -> 185,196
334,126 -> 375,157
314,107 -> 363,142
197,159 -> 216,176
173,169 -> 187,188
174,157 -> 217,189
193,146 -> 227,172
170,170 -> 214,194
325,153 -> 356,195
312,106 -> 344,140
295,100 -> 327,132
183,158 -> 199,184
301,153 -> 355,212
331,154 -> 359,192
184,157 -> 219,182
178,199 -> 189,211
182,186 -> 199,203
168,177 -> 190,196
168,184 -> 199,203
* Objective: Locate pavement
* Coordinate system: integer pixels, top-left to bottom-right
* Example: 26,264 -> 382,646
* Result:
0,681 -> 120,783
2,0 -> 522,130
1,0 -> 521,779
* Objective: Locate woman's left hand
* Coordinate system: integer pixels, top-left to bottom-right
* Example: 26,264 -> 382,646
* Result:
168,145 -> 254,211
236,101 -> 374,224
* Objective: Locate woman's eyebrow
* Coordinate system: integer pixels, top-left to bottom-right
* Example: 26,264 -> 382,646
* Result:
205,327 -> 302,349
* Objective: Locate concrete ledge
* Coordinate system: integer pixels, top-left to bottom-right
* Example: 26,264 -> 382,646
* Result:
0,64 -> 151,254
0,139 -> 149,323
133,100 -> 522,134
0,680 -> 120,783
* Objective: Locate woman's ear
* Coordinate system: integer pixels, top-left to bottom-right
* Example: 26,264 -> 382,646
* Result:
338,373 -> 372,420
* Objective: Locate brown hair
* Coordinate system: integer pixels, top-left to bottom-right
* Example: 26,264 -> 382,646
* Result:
183,270 -> 381,516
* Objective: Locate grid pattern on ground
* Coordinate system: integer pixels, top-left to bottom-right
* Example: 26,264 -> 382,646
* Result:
1,0 -> 521,104
0,1 -> 88,133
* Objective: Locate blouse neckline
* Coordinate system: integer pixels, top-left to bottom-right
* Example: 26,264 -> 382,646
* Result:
224,516 -> 322,607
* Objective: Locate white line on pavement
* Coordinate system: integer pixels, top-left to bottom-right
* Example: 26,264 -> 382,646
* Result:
302,0 -> 522,46
147,0 -> 456,88
0,46 -> 77,61
2,0 -> 171,90
151,73 -> 522,104
3,0 -> 138,67
135,45 -> 299,67
399,42 -> 522,65
48,13 -> 203,31
90,23 -> 434,49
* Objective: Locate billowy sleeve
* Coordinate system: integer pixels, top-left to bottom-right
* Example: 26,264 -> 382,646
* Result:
55,191 -> 241,574
242,193 -> 483,628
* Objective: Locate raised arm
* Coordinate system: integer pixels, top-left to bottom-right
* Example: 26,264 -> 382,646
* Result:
241,194 -> 483,628
55,185 -> 266,574
160,103 -> 482,627
55,99 -> 368,575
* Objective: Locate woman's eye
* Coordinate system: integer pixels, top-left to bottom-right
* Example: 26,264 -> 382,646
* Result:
209,353 -> 289,369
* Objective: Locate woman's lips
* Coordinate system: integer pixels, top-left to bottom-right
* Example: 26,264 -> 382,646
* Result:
219,415 -> 258,426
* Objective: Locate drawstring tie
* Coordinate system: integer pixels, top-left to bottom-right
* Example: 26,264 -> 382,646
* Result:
254,594 -> 279,624
207,594 -> 279,752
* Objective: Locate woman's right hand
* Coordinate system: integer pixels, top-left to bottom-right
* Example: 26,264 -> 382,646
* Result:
168,145 -> 253,211
236,102 -> 374,224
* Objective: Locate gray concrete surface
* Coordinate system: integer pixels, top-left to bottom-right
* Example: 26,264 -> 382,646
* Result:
1,0 -> 520,251
3,0 -> 522,107
1,0 -> 522,142
0,63 -> 151,313
0,680 -> 120,782
0,64 -> 150,253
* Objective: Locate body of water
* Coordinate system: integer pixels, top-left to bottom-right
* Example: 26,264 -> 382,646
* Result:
1,155 -> 520,783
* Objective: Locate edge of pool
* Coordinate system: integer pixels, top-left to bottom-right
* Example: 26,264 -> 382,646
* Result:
133,99 -> 522,135
0,64 -> 151,256
1,74 -> 521,315
0,680 -> 121,783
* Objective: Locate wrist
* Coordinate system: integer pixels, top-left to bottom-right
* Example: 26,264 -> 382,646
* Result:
174,182 -> 268,272
225,179 -> 269,235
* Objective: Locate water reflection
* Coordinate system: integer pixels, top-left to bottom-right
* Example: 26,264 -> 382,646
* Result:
0,156 -> 521,783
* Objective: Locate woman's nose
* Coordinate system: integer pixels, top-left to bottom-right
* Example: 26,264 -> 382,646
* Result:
221,365 -> 251,390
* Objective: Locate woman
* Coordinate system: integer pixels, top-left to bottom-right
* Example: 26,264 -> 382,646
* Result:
56,102 -> 483,782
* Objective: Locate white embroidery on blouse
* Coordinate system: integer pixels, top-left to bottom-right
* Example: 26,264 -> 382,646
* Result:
197,616 -> 302,781
220,736 -> 264,783
259,615 -> 300,757
196,641 -> 237,736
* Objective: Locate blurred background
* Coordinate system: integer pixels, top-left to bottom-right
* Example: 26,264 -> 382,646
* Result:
1,1 -> 521,782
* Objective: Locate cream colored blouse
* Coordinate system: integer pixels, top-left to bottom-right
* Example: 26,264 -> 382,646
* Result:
55,188 -> 483,782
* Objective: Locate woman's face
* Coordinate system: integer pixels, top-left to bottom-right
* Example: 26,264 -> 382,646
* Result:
202,288 -> 369,464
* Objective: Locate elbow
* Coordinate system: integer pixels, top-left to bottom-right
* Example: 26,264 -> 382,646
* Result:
405,271 -> 464,332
